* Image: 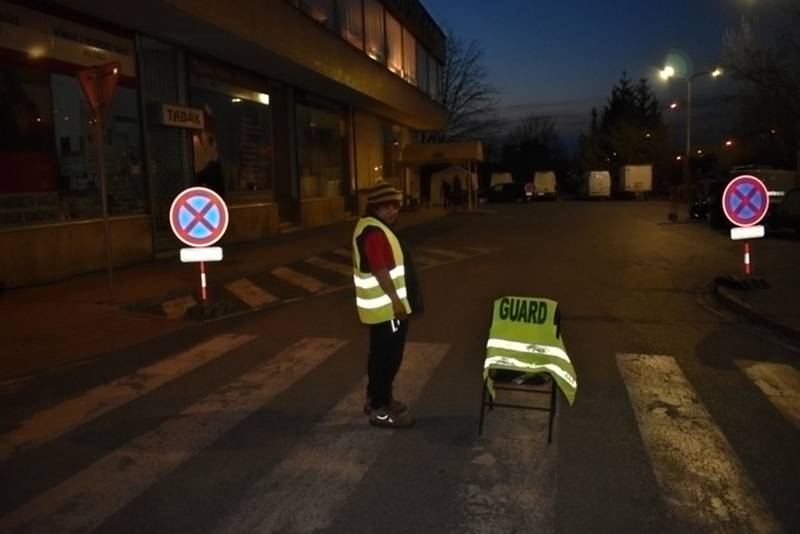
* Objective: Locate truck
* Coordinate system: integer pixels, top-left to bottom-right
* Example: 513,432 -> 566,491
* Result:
532,171 -> 557,199
583,170 -> 611,198
618,165 -> 652,199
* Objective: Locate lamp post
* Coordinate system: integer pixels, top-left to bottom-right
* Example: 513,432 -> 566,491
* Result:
660,65 -> 722,173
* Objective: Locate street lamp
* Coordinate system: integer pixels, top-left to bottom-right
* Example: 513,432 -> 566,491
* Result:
660,65 -> 723,164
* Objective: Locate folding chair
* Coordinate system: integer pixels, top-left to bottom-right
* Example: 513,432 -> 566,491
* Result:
477,296 -> 577,443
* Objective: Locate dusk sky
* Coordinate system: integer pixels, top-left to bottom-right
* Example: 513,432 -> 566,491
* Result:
421,0 -> 764,149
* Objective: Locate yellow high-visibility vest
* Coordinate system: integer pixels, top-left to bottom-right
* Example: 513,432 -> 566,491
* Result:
483,296 -> 577,405
352,217 -> 412,324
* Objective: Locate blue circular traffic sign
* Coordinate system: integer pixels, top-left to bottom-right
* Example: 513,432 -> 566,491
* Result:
169,187 -> 229,247
722,175 -> 769,227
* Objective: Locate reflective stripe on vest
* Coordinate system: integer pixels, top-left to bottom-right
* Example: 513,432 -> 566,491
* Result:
352,217 -> 411,324
483,296 -> 577,405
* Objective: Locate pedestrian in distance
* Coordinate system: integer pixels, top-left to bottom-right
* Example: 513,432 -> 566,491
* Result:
352,180 -> 424,428
440,179 -> 452,209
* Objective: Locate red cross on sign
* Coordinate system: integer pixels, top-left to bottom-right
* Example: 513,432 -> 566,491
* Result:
169,187 -> 229,247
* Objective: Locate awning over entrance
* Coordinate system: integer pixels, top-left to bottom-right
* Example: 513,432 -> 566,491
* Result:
400,141 -> 484,210
400,141 -> 484,166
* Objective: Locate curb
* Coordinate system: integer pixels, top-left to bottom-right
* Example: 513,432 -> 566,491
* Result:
711,282 -> 800,343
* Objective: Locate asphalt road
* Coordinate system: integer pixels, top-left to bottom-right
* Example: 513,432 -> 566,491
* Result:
1,200 -> 798,533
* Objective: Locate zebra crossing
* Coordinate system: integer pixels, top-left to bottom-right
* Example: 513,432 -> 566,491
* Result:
1,336 -> 797,533
157,244 -> 496,320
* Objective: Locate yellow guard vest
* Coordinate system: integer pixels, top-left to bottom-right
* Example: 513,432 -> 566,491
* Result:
483,296 -> 577,405
352,217 -> 412,324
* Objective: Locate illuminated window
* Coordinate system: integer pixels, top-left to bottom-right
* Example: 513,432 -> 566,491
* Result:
364,0 -> 385,63
386,12 -> 402,76
429,59 -> 441,101
299,0 -> 334,30
402,28 -> 416,84
337,0 -> 363,50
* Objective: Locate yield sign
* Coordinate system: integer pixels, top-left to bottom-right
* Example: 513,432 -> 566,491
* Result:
722,175 -> 769,227
169,187 -> 229,247
78,62 -> 120,122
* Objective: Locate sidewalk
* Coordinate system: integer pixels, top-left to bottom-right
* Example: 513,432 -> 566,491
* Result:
0,207 -> 447,382
711,233 -> 800,344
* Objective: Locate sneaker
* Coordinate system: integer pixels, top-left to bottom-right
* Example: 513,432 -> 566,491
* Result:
363,398 -> 408,416
369,407 -> 415,428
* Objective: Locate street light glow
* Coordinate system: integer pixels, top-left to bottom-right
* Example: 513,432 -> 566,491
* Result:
669,102 -> 678,109
725,139 -> 733,147
659,65 -> 675,80
711,67 -> 723,77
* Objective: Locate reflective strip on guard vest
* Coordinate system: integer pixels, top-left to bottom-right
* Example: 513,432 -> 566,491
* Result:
483,296 -> 577,405
356,286 -> 408,309
352,265 -> 406,289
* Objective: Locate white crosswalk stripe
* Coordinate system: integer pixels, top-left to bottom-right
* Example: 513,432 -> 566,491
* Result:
454,388 -> 556,533
0,333 -> 255,462
617,353 -> 780,533
736,360 -> 800,430
0,337 -> 346,534
305,255 -> 352,276
271,266 -> 329,293
224,278 -> 279,308
162,294 -> 196,319
214,342 -> 450,534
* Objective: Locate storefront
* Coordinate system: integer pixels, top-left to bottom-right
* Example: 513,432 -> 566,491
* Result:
0,1 -> 150,286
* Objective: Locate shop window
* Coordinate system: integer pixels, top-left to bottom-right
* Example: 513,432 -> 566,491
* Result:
386,12 -> 403,76
416,44 -> 429,94
337,0 -> 364,50
297,103 -> 345,199
364,0 -> 385,63
402,28 -> 416,84
299,0 -> 334,30
0,64 -> 145,225
190,87 -> 273,199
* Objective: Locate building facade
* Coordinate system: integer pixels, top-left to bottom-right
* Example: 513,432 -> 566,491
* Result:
0,0 -> 446,287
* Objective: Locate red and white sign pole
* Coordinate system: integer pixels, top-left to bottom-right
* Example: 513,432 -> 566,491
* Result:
723,175 -> 769,280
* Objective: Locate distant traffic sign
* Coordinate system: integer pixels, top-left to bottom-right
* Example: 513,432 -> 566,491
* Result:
169,187 -> 229,247
524,182 -> 534,196
722,175 -> 769,227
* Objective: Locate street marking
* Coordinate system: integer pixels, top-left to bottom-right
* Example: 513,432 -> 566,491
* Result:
162,294 -> 196,319
0,337 -> 346,534
454,389 -> 557,533
463,246 -> 494,255
0,334 -> 255,462
305,256 -> 352,277
617,354 -> 779,533
214,342 -> 450,534
413,255 -> 438,267
419,247 -> 467,260
224,278 -> 278,308
332,248 -> 352,258
736,360 -> 800,430
271,266 -> 328,293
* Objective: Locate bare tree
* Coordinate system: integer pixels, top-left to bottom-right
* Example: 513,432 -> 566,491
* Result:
424,32 -> 501,142
723,8 -> 800,167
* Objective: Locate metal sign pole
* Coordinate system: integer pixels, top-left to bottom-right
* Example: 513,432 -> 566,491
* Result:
94,68 -> 115,303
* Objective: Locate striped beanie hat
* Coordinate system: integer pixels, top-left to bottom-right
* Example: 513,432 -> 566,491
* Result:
366,180 -> 402,206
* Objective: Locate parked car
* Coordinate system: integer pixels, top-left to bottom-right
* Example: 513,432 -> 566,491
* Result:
478,181 -> 529,203
777,188 -> 800,233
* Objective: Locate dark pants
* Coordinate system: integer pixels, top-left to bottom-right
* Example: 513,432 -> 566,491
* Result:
367,319 -> 408,410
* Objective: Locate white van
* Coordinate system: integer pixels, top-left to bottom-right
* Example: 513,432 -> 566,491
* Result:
584,171 -> 611,198
533,171 -> 557,199
618,165 -> 652,199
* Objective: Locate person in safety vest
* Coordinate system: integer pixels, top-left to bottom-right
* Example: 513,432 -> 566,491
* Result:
352,180 -> 423,428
